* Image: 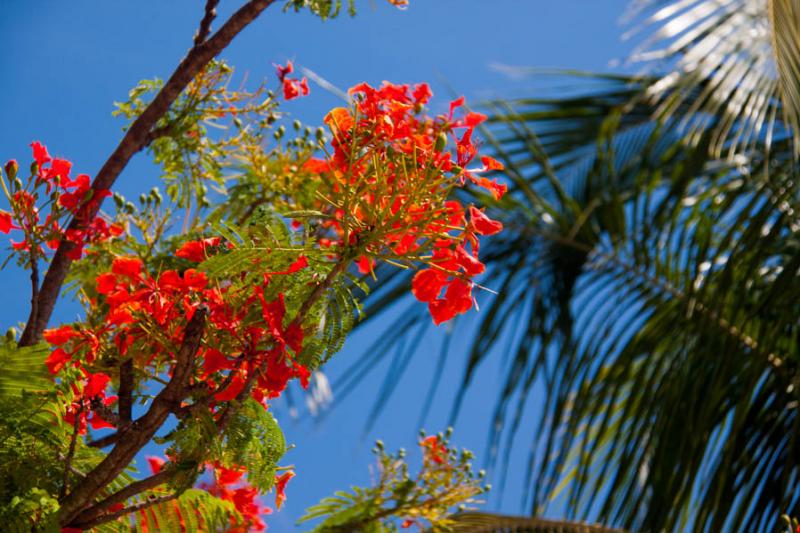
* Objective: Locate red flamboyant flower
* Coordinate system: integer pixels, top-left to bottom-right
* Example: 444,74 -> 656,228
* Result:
301,82 -> 506,325
276,61 -> 310,101
1,142 -> 121,261
469,206 -> 503,236
0,211 -> 14,234
176,237 -> 222,262
421,435 -> 448,465
274,470 -> 295,510
202,463 -> 271,531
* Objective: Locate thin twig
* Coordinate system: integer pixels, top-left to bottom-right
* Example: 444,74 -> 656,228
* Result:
195,0 -> 221,46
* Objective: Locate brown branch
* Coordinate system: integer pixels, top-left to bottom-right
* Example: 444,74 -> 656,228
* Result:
73,493 -> 178,530
118,357 -> 134,424
87,431 -> 124,449
19,0 -> 276,347
90,397 -> 121,428
28,251 -> 39,338
58,307 -> 208,525
69,469 -> 174,527
143,124 -> 174,147
195,0 -> 221,46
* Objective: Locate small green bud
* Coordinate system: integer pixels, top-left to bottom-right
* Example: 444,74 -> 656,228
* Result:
4,160 -> 18,181
434,132 -> 448,153
293,119 -> 302,131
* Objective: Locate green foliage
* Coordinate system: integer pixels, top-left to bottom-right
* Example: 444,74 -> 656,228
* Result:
213,399 -> 287,492
299,431 -> 488,532
284,0 -> 357,20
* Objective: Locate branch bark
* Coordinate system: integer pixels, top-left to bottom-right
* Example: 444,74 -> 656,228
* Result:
19,0 -> 276,347
70,470 -> 174,527
73,493 -> 177,530
195,0 -> 221,46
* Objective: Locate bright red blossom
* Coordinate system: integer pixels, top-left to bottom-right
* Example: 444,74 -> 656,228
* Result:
274,470 -> 295,510
175,237 -> 222,262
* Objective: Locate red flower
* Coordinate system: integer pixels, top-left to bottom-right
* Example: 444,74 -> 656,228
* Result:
302,158 -> 330,174
283,77 -> 310,101
95,272 -> 118,294
84,372 -> 110,398
428,279 -> 474,325
421,435 -> 448,464
275,61 -> 293,82
274,471 -> 295,510
215,372 -> 246,402
111,256 -> 143,279
287,255 -> 309,273
44,325 -> 79,346
0,211 -> 15,233
147,456 -> 166,474
45,348 -> 71,374
412,83 -> 432,104
176,237 -> 221,262
31,141 -> 51,168
411,269 -> 447,302
480,155 -> 504,171
355,255 -> 374,274
469,206 -> 503,236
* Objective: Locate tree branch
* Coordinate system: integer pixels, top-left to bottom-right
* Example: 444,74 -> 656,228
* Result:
195,0 -> 221,46
70,470 -> 174,527
73,494 -> 177,530
19,0 -> 276,347
118,357 -> 134,424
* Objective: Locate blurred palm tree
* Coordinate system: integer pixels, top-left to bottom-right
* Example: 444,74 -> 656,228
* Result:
338,1 -> 800,531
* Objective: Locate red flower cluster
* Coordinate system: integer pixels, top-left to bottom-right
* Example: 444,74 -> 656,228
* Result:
0,142 -> 122,259
45,252 -> 311,418
303,82 -> 505,324
144,457 -> 290,531
43,325 -> 116,434
200,463 -> 273,532
275,61 -> 309,101
420,435 -> 448,465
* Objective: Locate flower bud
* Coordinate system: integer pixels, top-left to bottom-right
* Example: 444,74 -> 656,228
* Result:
4,160 -> 18,181
434,132 -> 448,153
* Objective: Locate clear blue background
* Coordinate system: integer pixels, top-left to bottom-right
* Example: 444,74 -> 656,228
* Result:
0,1 -> 630,529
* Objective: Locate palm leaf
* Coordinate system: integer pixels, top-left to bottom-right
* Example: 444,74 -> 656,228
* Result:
447,512 -> 626,533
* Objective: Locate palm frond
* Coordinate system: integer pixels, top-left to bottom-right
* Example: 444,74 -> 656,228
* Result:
623,0 -> 796,156
447,512 -> 626,533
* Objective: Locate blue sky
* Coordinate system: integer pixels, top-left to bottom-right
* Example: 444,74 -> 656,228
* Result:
0,1 -> 631,529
